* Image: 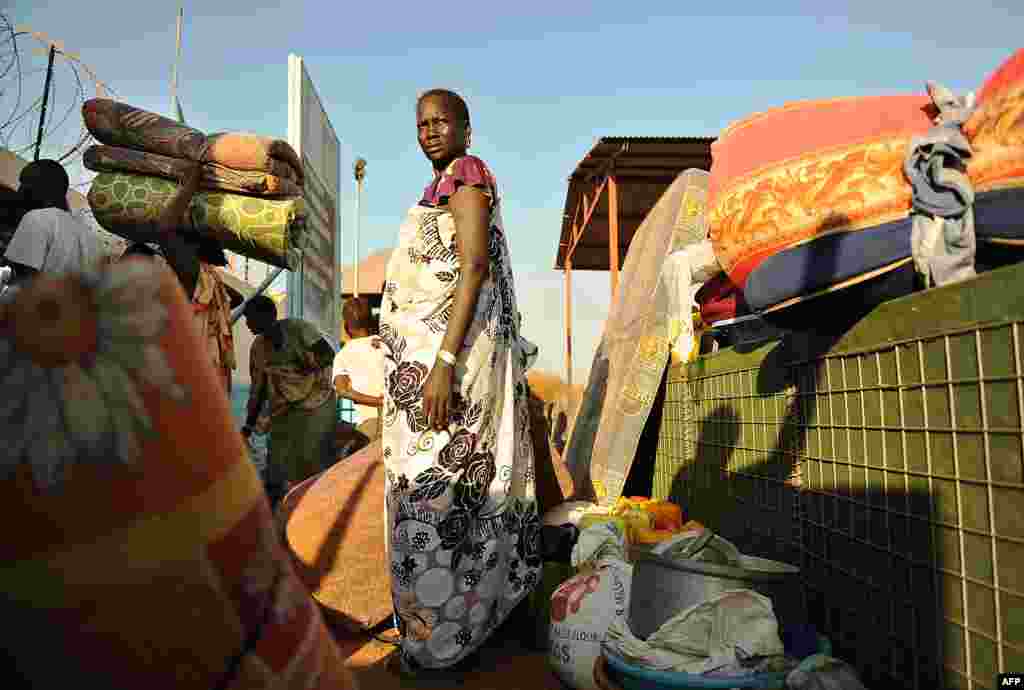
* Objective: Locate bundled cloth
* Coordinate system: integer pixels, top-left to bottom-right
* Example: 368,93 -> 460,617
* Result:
905,82 -> 978,288
82,98 -> 306,268
604,589 -> 794,677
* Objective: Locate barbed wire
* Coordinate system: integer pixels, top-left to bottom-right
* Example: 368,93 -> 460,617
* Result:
0,11 -> 118,190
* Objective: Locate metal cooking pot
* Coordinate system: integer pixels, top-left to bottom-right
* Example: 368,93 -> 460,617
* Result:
628,546 -> 800,640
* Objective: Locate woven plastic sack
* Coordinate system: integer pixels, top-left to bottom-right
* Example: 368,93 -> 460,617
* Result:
549,523 -> 633,690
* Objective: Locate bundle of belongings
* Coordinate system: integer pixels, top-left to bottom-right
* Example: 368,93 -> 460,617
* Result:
82,98 -> 306,268
603,531 -> 798,679
600,530 -> 871,688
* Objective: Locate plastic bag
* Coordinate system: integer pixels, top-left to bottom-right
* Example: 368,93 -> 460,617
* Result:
786,654 -> 869,690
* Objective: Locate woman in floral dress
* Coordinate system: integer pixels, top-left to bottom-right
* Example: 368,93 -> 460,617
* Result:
380,89 -> 542,673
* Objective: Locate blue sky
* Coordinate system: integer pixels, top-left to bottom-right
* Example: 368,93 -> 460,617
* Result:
7,1 -> 1021,382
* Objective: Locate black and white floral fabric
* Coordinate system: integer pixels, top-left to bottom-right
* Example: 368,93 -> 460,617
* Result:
380,156 -> 540,670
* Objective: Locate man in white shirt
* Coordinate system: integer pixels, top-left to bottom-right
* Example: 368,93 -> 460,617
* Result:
333,296 -> 386,442
3,160 -> 101,284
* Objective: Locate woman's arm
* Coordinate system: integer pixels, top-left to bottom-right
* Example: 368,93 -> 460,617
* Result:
146,164 -> 204,296
244,385 -> 267,435
243,338 -> 267,435
422,185 -> 491,429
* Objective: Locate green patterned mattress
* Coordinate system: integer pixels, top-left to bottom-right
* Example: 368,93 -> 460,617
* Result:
88,172 -> 306,269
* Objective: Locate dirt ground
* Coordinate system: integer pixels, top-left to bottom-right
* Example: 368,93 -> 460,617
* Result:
330,621 -> 570,690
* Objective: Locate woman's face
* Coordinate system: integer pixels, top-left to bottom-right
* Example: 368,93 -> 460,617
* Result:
417,95 -> 468,169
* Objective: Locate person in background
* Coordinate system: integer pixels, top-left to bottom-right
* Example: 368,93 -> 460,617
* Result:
2,159 -> 101,285
333,296 -> 385,443
121,162 -> 238,393
241,295 -> 337,496
0,186 -> 24,256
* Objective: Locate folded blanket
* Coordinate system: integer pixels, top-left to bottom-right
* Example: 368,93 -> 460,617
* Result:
84,145 -> 303,198
82,98 -> 304,183
87,172 -> 306,269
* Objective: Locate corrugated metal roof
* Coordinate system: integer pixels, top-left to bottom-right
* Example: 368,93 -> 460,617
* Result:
593,135 -> 717,144
555,136 -> 715,270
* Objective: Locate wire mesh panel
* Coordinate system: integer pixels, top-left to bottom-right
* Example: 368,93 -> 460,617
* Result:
653,262 -> 1024,690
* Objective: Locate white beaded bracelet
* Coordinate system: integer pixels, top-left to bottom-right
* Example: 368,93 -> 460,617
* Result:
437,350 -> 457,366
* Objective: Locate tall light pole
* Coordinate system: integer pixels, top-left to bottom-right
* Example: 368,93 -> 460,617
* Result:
353,158 -> 366,297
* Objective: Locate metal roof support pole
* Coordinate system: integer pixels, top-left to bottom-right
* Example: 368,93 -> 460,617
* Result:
229,265 -> 286,325
565,176 -> 609,262
566,195 -> 585,262
608,174 -> 620,300
564,255 -> 573,388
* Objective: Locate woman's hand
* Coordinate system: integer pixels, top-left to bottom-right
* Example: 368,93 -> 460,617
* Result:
422,362 -> 454,431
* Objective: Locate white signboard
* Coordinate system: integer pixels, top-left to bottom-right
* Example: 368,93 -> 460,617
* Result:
287,54 -> 342,346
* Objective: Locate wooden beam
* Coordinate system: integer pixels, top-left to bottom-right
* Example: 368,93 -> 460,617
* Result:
564,256 -> 573,388
608,174 -> 620,300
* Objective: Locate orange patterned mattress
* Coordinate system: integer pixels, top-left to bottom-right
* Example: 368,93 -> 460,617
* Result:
708,94 -> 933,298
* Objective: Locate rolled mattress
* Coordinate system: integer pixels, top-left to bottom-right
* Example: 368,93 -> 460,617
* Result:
84,144 -> 304,198
88,172 -> 305,269
708,94 -> 934,312
965,48 -> 1024,244
82,98 -> 304,183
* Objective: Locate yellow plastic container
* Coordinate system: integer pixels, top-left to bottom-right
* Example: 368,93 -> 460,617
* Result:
645,501 -> 684,530
577,513 -> 627,536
